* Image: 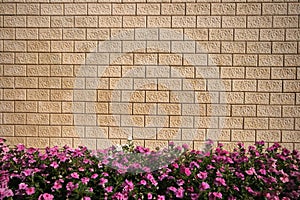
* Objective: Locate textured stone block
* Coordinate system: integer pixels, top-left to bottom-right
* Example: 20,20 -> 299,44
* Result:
63,29 -> 85,40
15,53 -> 38,64
270,93 -> 295,105
288,3 -> 300,14
172,16 -> 196,28
259,55 -> 283,67
123,16 -> 146,28
39,126 -> 61,137
246,67 -> 270,79
98,90 -> 121,102
27,138 -> 49,148
39,29 -> 62,40
87,29 -> 109,40
146,91 -> 169,102
51,16 -> 74,27
222,16 -> 246,28
15,101 -> 36,113
0,125 -> 14,137
62,126 -> 84,138
3,113 -> 26,124
50,90 -> 73,101
41,4 -> 63,15
158,103 -> 181,115
0,77 -> 14,88
233,55 -> 257,66
244,118 -> 268,129
211,3 -> 235,15
0,53 -> 14,64
282,131 -> 300,142
15,77 -> 38,88
113,3 -> 136,15
195,117 -> 218,129
27,65 -> 50,76
257,130 -> 281,142
161,3 -> 185,15
50,114 -> 73,125
0,28 -> 15,39
86,127 -> 108,138
257,105 -> 281,117
158,79 -> 182,90
237,3 -> 261,15
247,42 -> 271,54
221,92 -> 244,104
4,40 -> 26,52
283,106 -> 300,117
3,65 -> 26,76
262,3 -> 287,15
271,68 -> 296,79
232,130 -> 255,142
4,16 -> 26,27
283,80 -> 300,93
27,89 -> 50,101
65,4 -> 87,15
39,102 -> 61,113
270,118 -> 294,130
274,16 -> 298,28
197,16 -> 221,28
0,3 -> 16,15
133,128 -> 156,139
0,101 -> 14,112
147,16 -> 171,27
4,89 -> 26,100
258,80 -> 282,92
88,3 -> 111,15
247,16 -> 272,28
260,29 -> 284,41
63,53 -> 85,64
133,103 -> 156,115
186,3 -> 210,15
73,138 -> 96,150
209,29 -> 233,40
273,42 -> 297,54
75,16 -> 98,27
28,41 -> 50,52
232,105 -> 256,117
232,80 -> 256,91
50,138 -> 72,147
27,16 -> 50,27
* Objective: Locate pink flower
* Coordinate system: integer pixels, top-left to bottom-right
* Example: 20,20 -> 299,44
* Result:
91,173 -> 98,179
105,186 -> 113,193
182,144 -> 189,150
140,180 -> 147,185
246,167 -> 256,175
50,162 -> 59,169
209,192 -> 222,199
70,172 -> 79,179
175,187 -> 184,198
81,177 -> 90,185
19,183 -> 28,190
200,182 -> 210,190
197,171 -> 208,180
168,186 -> 177,193
25,187 -> 35,195
83,197 -> 91,200
184,168 -> 191,176
147,193 -> 153,199
99,178 -> 108,185
52,181 -> 62,190
214,177 -> 226,186
38,193 -> 54,200
157,195 -> 165,200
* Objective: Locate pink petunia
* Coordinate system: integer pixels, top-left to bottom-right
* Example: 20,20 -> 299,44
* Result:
81,177 -> 90,185
214,177 -> 226,186
105,186 -> 113,193
184,168 -> 191,176
209,192 -> 222,199
50,162 -> 59,169
25,187 -> 35,195
19,183 -> 28,190
147,193 -> 153,199
91,173 -> 98,179
140,180 -> 147,185
246,167 -> 256,175
70,172 -> 79,179
157,195 -> 165,200
38,193 -> 54,200
175,187 -> 184,198
200,182 -> 210,190
83,197 -> 91,200
197,171 -> 208,180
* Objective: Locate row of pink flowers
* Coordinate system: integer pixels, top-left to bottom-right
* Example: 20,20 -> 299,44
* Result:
0,138 -> 299,199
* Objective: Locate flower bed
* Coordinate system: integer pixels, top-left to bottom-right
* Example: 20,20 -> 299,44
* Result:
0,138 -> 299,200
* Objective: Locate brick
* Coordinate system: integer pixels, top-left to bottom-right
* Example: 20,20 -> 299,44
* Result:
283,106 -> 300,117
4,89 -> 26,100
87,29 -> 109,40
158,79 -> 182,90
171,66 -> 194,78
246,67 -> 270,79
222,16 -> 246,28
283,80 -> 300,92
50,90 -> 73,101
134,54 -> 157,65
135,29 -> 159,40
161,3 -> 185,15
0,125 -> 14,137
74,41 -> 97,52
159,28 -> 183,40
259,55 -> 283,67
211,3 -> 235,15
4,16 -> 26,27
288,3 -> 300,15
282,131 -> 300,142
27,65 -> 50,76
171,41 -> 195,53
262,3 -> 287,15
197,16 -> 221,28
233,80 -> 256,91
27,16 -> 50,27
195,117 -> 218,129
232,105 -> 256,116
27,113 -> 49,125
123,16 -> 146,28
146,91 -> 169,102
98,41 -> 122,52
273,42 -> 297,54
88,4 -> 111,15
181,104 -> 205,116
50,114 -> 73,125
113,4 -> 136,15
63,29 -> 85,40
39,53 -> 61,64
133,103 -> 156,115
157,127 -> 182,139
237,3 -> 261,15
15,53 -> 37,64
232,130 -> 255,142
271,68 -> 296,79
65,4 -> 87,15
4,65 -> 26,77
274,16 -> 298,28
63,53 -> 85,64
0,101 -> 14,112
0,3 -> 16,15
0,53 -> 14,64
3,40 -> 26,52
15,125 -> 37,137
207,79 -> 231,91
183,53 -> 207,66
186,3 -> 210,15
270,118 -> 294,130
260,29 -> 284,41
285,55 -> 300,67
15,77 -> 38,88
15,101 -> 37,112
257,130 -> 281,142
247,16 -> 272,28
182,129 -> 205,141
98,90 -> 121,102
27,89 -> 50,101
51,16 -> 74,27
145,116 -> 168,127
39,102 -> 61,113
3,113 -> 26,124
158,103 -> 182,115
271,93 -> 295,105
39,29 -> 62,40
27,138 -> 49,148
122,115 -> 144,127
0,28 -> 15,39
86,127 -> 108,138
257,105 -> 281,117
145,140 -> 168,150
235,29 -> 259,41
247,42 -> 271,54
184,29 -> 208,41
110,78 -> 133,90
137,3 -> 160,15
244,118 -> 268,129
62,126 -> 84,138
109,127 -> 131,139
233,55 -> 257,66
0,77 -> 14,88
50,138 -> 72,147
75,16 -> 97,27
109,102 -> 132,115
133,128 -> 156,139
28,41 -> 50,52
209,29 -> 233,41
221,92 -> 244,104
146,65 -> 169,78
39,126 -> 61,137
172,16 -> 196,27
17,3 -> 39,15
41,4 -> 63,15
258,80 -> 282,92
110,53 -> 133,65
63,101 -> 85,113
221,42 -> 245,54
147,16 -> 171,27
286,29 -> 300,41
122,91 -> 145,102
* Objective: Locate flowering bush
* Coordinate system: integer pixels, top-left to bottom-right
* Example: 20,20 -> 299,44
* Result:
0,137 -> 299,200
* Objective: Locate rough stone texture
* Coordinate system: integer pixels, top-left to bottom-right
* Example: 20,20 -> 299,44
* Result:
0,1 -> 299,150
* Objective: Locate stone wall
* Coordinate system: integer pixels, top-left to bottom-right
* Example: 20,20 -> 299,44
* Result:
0,0 -> 299,150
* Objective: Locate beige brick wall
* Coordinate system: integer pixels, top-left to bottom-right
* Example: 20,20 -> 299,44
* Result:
0,0 -> 299,150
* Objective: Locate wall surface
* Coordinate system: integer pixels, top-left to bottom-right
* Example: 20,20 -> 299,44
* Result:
0,0 -> 299,150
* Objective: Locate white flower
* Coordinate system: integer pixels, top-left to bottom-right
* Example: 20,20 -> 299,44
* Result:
115,145 -> 122,152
